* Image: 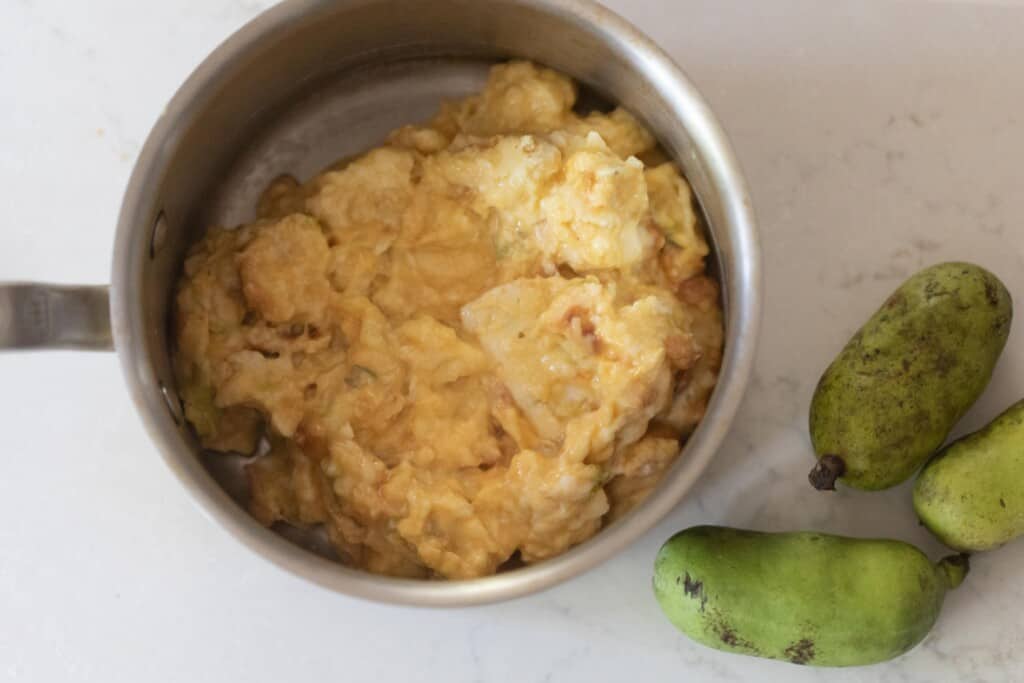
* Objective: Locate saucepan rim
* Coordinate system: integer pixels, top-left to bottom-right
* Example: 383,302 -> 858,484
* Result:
110,0 -> 761,606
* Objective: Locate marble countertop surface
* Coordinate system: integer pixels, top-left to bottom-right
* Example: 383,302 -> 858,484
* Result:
2,0 -> 1023,680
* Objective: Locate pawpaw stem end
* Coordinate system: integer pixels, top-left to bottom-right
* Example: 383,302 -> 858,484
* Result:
938,553 -> 970,590
808,455 -> 846,491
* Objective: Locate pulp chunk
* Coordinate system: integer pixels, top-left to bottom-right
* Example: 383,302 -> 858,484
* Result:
537,133 -> 653,271
565,108 -> 657,159
501,449 -> 608,562
438,61 -> 577,137
237,214 -> 332,324
389,466 -> 513,579
304,146 -> 416,238
605,436 -> 682,521
371,192 -> 499,324
461,276 -> 681,455
645,163 -> 707,281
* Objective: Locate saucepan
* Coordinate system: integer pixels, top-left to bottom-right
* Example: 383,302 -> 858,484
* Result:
0,0 -> 760,605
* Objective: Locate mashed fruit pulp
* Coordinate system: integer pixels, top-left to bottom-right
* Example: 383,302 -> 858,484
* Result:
173,61 -> 723,579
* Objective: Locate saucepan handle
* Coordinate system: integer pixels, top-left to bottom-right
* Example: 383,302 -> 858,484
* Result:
0,284 -> 113,351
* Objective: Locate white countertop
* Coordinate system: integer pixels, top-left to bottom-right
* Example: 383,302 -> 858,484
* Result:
2,1 -> 1023,680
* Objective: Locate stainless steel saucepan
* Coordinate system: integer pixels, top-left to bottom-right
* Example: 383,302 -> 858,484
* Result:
0,0 -> 761,605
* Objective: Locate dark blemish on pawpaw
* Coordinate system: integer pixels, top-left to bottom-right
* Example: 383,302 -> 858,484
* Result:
902,358 -> 911,372
709,610 -> 757,653
715,621 -> 753,650
1000,498 -> 1007,508
784,639 -> 815,665
859,347 -> 882,363
886,292 -> 905,309
682,573 -> 708,612
984,280 -> 999,307
934,351 -> 958,377
923,280 -> 952,302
